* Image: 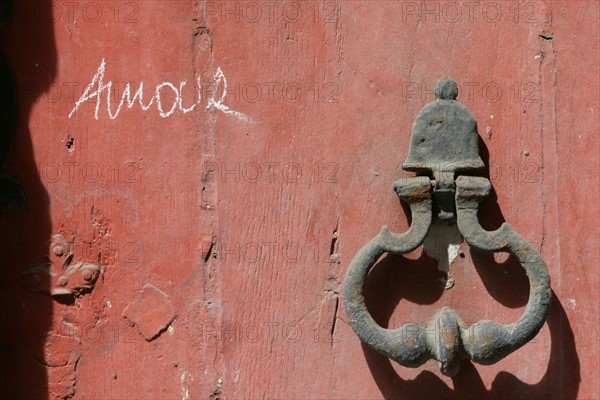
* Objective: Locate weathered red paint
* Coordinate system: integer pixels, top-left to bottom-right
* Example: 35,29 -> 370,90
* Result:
0,1 -> 598,399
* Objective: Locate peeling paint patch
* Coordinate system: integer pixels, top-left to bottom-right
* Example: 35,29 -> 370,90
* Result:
423,224 -> 463,289
180,370 -> 191,400
423,224 -> 463,272
447,243 -> 460,265
123,283 -> 177,341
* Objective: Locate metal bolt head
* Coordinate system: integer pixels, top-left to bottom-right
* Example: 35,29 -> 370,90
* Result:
83,270 -> 93,281
53,246 -> 64,256
58,276 -> 68,286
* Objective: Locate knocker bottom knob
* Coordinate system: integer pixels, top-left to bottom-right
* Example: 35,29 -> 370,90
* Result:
342,176 -> 552,377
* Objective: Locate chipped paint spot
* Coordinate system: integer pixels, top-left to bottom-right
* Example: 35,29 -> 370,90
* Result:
566,298 -> 577,310
423,224 -> 463,278
179,371 -> 191,400
447,243 -> 460,265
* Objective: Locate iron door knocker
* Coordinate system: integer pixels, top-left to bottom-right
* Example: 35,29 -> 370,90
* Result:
342,78 -> 551,377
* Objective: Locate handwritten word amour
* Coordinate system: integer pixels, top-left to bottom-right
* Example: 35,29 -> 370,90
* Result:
68,59 -> 252,122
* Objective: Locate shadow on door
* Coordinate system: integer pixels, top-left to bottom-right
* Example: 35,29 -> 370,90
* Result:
0,0 -> 56,398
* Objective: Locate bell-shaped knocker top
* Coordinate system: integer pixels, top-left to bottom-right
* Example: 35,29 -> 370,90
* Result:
403,78 -> 484,175
342,78 -> 551,377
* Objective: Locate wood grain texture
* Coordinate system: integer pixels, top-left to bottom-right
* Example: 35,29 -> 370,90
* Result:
0,1 -> 597,399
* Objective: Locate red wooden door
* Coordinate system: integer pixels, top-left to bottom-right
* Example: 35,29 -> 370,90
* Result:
0,1 -> 598,399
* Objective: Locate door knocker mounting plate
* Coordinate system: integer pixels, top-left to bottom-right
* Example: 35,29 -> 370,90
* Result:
342,78 -> 551,377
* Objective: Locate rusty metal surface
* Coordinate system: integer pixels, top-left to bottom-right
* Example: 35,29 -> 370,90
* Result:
342,78 -> 552,377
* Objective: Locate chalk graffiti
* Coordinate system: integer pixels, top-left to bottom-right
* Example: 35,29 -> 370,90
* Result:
68,59 -> 253,123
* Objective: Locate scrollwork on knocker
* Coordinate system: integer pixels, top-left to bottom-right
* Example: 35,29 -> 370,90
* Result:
342,78 -> 551,377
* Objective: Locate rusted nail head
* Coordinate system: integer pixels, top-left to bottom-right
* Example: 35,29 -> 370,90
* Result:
83,270 -> 93,281
53,246 -> 64,256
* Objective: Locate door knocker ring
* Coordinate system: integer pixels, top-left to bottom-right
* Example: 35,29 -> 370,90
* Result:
342,78 -> 552,377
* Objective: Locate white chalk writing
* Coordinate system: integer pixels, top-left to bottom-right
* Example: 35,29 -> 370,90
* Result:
68,59 -> 252,123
